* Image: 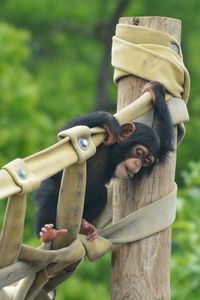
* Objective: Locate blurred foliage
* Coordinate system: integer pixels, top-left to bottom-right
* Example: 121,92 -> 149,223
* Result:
0,0 -> 199,299
171,161 -> 200,299
0,22 -> 54,165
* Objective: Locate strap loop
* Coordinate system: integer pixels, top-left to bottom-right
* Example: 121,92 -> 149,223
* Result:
58,126 -> 96,163
3,159 -> 41,194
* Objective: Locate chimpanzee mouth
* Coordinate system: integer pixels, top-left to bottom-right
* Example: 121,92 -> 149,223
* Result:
126,167 -> 134,179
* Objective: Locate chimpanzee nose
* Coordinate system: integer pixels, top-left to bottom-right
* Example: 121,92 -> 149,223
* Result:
134,160 -> 142,172
135,160 -> 140,167
128,158 -> 142,174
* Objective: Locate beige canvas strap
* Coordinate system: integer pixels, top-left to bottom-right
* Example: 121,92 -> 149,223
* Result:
100,184 -> 177,243
112,24 -> 190,102
0,193 -> 27,268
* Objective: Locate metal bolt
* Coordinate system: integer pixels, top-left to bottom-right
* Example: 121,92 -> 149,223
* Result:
16,167 -> 27,180
171,42 -> 179,54
78,138 -> 89,150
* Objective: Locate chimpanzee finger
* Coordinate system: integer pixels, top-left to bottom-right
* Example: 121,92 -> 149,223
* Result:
86,226 -> 98,241
41,227 -> 48,232
86,232 -> 98,241
44,224 -> 54,230
141,83 -> 155,101
141,81 -> 165,103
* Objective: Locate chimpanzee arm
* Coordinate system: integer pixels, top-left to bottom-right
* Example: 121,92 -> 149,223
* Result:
61,111 -> 121,142
153,83 -> 174,152
142,81 -> 174,162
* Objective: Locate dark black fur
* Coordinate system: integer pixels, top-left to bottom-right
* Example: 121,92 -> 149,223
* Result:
34,82 -> 174,233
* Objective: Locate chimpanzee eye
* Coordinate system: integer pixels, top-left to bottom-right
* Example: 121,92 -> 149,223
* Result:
136,148 -> 143,157
144,158 -> 151,165
143,156 -> 155,167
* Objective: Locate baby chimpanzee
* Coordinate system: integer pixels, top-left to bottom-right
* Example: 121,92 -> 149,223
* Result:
35,81 -> 174,242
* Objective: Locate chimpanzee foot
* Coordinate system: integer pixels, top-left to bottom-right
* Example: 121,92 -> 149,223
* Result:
80,219 -> 98,241
40,224 -> 67,243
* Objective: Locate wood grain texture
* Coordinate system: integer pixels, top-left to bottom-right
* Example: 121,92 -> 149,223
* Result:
111,17 -> 180,300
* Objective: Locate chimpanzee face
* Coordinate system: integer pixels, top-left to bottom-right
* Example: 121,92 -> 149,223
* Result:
115,145 -> 155,179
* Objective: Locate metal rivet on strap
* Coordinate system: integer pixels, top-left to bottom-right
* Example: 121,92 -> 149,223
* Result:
16,167 -> 27,180
171,42 -> 179,54
78,138 -> 89,150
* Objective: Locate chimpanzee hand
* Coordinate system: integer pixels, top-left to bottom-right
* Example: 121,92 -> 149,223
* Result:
98,112 -> 121,145
39,224 -> 68,243
80,219 -> 98,241
63,111 -> 121,146
141,81 -> 165,103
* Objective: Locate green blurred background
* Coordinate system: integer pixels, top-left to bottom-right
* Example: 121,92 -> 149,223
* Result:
0,0 -> 200,299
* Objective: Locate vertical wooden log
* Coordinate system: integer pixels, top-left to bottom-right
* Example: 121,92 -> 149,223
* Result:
111,17 -> 181,300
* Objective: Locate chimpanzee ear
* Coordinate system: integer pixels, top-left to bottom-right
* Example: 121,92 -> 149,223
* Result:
119,122 -> 136,141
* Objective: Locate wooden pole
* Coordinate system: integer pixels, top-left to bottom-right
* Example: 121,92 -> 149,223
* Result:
111,17 -> 181,300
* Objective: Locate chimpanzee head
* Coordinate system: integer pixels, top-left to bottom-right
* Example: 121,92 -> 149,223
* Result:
111,121 -> 173,180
